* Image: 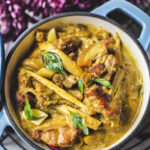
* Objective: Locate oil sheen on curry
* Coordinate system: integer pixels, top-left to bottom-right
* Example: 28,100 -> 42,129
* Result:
16,23 -> 143,150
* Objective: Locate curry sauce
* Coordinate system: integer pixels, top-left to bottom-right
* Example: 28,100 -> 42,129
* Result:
16,23 -> 143,150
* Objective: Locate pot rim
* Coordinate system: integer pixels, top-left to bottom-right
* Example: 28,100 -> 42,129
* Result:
1,12 -> 150,150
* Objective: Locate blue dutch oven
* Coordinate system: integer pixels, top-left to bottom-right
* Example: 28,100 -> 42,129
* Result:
0,0 -> 150,150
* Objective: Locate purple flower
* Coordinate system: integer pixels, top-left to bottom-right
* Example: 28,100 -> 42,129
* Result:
0,3 -> 11,34
47,144 -> 60,150
0,0 -> 144,43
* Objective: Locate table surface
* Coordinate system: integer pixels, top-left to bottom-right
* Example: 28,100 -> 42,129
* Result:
1,0 -> 150,150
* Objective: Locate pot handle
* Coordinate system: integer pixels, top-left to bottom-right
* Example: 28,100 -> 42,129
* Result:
0,34 -> 10,150
0,108 -> 10,150
91,0 -> 150,52
0,34 -> 4,92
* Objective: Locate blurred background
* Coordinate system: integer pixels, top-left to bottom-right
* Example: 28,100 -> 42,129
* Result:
0,0 -> 150,150
0,0 -> 145,42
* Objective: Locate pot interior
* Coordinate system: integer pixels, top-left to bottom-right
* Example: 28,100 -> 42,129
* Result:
4,14 -> 150,150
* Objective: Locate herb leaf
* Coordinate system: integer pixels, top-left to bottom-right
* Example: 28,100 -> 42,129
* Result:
95,78 -> 126,105
95,78 -> 117,93
78,78 -> 84,93
70,112 -> 89,135
24,100 -> 33,120
24,100 -> 44,121
41,51 -> 67,75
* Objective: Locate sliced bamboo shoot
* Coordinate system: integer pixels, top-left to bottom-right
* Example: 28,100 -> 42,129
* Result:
47,28 -> 57,42
34,116 -> 69,130
114,33 -> 122,64
55,105 -> 101,130
38,42 -> 83,77
22,109 -> 48,125
112,68 -> 125,92
38,68 -> 55,78
24,69 -> 87,110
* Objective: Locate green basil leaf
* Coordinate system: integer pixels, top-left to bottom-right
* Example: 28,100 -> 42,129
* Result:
41,51 -> 67,75
24,100 -> 33,120
95,78 -> 117,93
24,100 -> 44,121
70,112 -> 89,135
78,78 -> 84,93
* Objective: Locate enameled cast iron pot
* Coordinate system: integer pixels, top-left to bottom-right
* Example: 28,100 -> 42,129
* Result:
0,0 -> 150,150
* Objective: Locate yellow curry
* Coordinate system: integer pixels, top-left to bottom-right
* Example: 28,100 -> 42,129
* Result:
16,23 -> 143,150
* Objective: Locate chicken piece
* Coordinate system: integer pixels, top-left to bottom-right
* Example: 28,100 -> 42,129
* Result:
85,86 -> 112,105
35,29 -> 45,42
85,85 -> 121,126
18,69 -> 32,92
104,55 -> 119,81
81,71 -> 95,87
89,63 -> 105,77
68,89 -> 83,101
30,130 -> 42,141
30,126 -> 78,147
41,129 -> 59,146
58,36 -> 81,54
63,75 -> 78,89
16,91 -> 35,109
52,73 -> 65,88
57,126 -> 78,147
105,54 -> 119,70
68,51 -> 78,60
32,80 -> 54,105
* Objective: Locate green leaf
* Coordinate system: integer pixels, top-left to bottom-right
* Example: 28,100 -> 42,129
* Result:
120,97 -> 125,106
24,100 -> 44,121
78,78 -> 84,93
137,85 -> 142,97
70,112 -> 89,135
95,78 -> 117,93
41,51 -> 67,75
95,78 -> 126,106
24,100 -> 33,120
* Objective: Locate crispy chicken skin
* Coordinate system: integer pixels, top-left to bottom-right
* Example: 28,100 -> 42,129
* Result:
85,85 -> 121,124
63,75 -> 78,89
16,91 -> 35,109
89,63 -> 105,77
105,54 -> 119,70
58,36 -> 81,54
30,126 -> 78,147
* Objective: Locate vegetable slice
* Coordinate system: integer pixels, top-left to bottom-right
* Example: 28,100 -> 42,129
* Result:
41,51 -> 67,75
112,68 -> 124,92
70,112 -> 89,135
24,69 -> 87,110
23,101 -> 48,125
47,28 -> 57,42
77,39 -> 113,67
38,68 -> 55,78
55,105 -> 101,130
38,42 -> 83,77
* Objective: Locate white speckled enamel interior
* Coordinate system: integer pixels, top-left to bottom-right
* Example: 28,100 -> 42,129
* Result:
4,15 -> 150,150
